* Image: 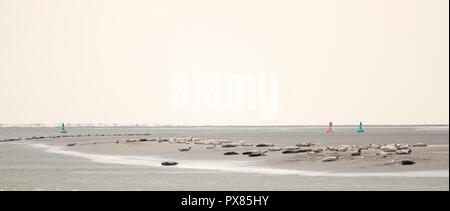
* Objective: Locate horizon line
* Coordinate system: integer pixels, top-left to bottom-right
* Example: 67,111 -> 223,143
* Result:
0,123 -> 448,127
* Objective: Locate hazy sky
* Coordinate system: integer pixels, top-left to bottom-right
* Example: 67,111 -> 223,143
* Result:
0,0 -> 448,125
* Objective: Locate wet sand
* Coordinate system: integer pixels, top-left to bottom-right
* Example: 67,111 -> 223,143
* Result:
43,132 -> 449,174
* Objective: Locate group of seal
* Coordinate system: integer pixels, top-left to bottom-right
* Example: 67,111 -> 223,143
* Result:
0,133 -> 152,142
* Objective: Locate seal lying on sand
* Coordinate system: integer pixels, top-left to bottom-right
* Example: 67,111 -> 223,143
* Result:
297,148 -> 312,153
296,142 -> 314,147
256,143 -> 274,147
322,156 -> 338,162
126,139 -> 137,143
351,148 -> 362,156
401,160 -> 415,165
248,151 -> 267,157
242,150 -> 259,155
282,150 -> 299,154
224,151 -> 239,155
161,161 -> 178,166
268,147 -> 281,151
284,146 -> 299,151
396,149 -> 412,154
178,147 -> 192,152
158,138 -> 169,143
282,148 -> 312,154
222,144 -> 238,148
413,143 -> 427,147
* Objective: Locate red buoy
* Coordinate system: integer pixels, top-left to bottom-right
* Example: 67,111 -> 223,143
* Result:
327,122 -> 334,133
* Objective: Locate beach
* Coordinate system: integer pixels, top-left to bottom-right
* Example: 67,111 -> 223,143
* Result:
0,125 -> 448,190
43,127 -> 449,174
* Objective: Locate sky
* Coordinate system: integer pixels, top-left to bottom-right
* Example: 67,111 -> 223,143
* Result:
0,0 -> 448,125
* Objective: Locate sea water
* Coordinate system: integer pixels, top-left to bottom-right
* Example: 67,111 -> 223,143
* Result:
0,126 -> 448,191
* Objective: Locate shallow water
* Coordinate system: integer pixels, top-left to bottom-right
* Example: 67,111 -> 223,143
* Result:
0,126 -> 448,191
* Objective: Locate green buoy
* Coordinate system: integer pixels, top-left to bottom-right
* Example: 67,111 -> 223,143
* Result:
357,121 -> 365,133
60,123 -> 67,133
